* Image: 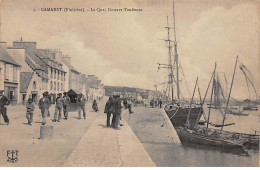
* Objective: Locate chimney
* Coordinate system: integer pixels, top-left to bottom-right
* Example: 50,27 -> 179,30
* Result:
0,42 -> 7,48
13,41 -> 37,49
62,56 -> 71,64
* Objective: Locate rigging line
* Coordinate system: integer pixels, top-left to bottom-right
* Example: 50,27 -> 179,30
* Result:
216,75 -> 227,117
180,62 -> 191,97
240,66 -> 258,101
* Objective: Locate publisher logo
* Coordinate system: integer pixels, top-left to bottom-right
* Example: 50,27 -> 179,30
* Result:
7,150 -> 18,163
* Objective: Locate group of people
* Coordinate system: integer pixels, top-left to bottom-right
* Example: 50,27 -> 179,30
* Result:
104,95 -> 133,130
31,91 -> 72,125
150,99 -> 163,108
0,89 -> 92,126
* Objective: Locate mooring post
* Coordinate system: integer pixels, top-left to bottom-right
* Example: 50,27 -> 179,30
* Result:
40,125 -> 53,139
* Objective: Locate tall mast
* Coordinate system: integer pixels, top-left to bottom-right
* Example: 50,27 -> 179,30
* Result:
173,1 -> 180,100
166,16 -> 174,103
221,56 -> 238,130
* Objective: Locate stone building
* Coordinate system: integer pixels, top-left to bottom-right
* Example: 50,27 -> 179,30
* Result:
0,42 -> 21,104
86,75 -> 105,101
7,41 -> 67,104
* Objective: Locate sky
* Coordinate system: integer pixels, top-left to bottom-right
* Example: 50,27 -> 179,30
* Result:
0,0 -> 259,99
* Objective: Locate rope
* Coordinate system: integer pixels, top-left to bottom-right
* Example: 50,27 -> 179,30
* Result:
167,106 -> 180,120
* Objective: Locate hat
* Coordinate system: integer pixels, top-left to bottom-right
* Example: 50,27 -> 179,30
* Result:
28,98 -> 33,102
57,93 -> 62,96
63,92 -> 67,95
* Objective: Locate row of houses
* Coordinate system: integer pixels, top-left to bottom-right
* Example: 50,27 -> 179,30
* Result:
0,40 -> 105,105
104,86 -> 165,101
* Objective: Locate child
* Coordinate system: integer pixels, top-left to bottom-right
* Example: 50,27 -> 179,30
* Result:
26,98 -> 35,125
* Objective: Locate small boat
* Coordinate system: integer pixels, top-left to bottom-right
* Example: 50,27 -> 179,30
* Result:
177,127 -> 248,155
225,108 -> 249,116
243,106 -> 258,111
176,57 -> 258,155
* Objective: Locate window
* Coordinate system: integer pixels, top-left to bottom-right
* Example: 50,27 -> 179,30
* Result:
54,70 -> 56,79
9,90 -> 14,100
13,66 -> 17,82
57,83 -> 59,91
51,69 -> 53,78
54,82 -> 56,90
4,64 -> 7,80
50,81 -> 53,90
61,83 -> 63,91
33,81 -> 36,89
58,71 -> 60,80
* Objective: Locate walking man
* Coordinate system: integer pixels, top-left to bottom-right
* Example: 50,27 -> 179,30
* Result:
77,93 -> 86,119
38,91 -> 50,125
92,99 -> 99,112
0,90 -> 10,125
63,92 -> 70,120
26,98 -> 35,125
53,93 -> 63,122
104,96 -> 113,127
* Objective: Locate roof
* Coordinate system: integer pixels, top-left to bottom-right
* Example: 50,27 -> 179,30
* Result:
20,72 -> 34,93
37,50 -> 65,72
61,58 -> 79,73
0,46 -> 20,66
25,49 -> 48,80
67,89 -> 81,95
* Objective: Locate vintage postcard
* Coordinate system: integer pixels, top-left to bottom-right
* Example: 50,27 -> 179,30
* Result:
0,0 -> 259,167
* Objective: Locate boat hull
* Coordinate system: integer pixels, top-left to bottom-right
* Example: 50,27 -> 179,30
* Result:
243,106 -> 258,111
177,128 -> 247,155
165,106 -> 203,128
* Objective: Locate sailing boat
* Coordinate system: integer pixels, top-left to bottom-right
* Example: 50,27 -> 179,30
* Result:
177,57 -> 259,155
159,2 -> 203,128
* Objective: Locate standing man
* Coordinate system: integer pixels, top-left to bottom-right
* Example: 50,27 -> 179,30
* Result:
38,91 -> 50,125
63,92 -> 70,120
26,98 -> 35,125
0,90 -> 10,125
53,93 -> 63,122
104,96 -> 113,127
159,99 -> 162,109
77,93 -> 86,119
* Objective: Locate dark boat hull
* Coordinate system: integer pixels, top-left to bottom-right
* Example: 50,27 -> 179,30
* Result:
177,128 -> 247,155
243,106 -> 258,111
165,107 -> 203,128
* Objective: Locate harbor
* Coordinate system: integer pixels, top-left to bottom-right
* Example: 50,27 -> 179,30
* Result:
124,105 -> 260,166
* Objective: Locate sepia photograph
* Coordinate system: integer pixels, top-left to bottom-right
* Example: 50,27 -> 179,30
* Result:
0,0 -> 259,167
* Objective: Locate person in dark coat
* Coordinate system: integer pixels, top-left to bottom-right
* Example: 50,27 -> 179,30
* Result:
111,95 -> 122,130
26,98 -> 35,125
92,100 -> 99,112
38,91 -> 50,125
63,92 -> 70,120
104,96 -> 113,127
77,93 -> 86,119
159,99 -> 162,109
53,93 -> 63,122
47,94 -> 52,117
123,98 -> 128,109
0,90 -> 10,125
